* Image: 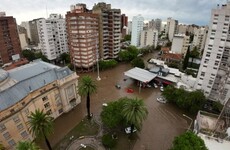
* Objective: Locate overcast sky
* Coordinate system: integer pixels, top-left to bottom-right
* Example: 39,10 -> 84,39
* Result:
0,0 -> 226,25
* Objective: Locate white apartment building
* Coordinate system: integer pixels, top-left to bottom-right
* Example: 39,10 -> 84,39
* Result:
171,34 -> 189,55
177,24 -> 188,34
195,2 -> 230,104
166,17 -> 178,42
140,29 -> 158,48
192,26 -> 208,53
127,21 -> 132,35
20,21 -> 31,41
37,14 -> 68,61
131,14 -> 144,47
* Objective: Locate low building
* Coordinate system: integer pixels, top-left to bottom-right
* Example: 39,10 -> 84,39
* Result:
0,60 -> 80,149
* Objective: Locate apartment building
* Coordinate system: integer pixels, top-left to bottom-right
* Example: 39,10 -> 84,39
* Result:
171,34 -> 190,55
0,60 -> 80,149
93,2 -> 121,59
121,14 -> 128,38
131,14 -> 144,47
140,29 -> 158,48
66,4 -> 99,71
166,17 -> 178,42
18,25 -> 28,49
0,12 -> 22,65
127,21 -> 132,35
192,26 -> 208,53
37,14 -> 68,61
148,19 -> 162,33
20,21 -> 31,43
29,18 -> 41,46
195,2 -> 230,104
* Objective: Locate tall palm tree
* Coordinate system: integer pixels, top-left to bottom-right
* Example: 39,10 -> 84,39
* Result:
78,75 -> 97,119
16,141 -> 40,150
122,98 -> 148,134
28,109 -> 53,150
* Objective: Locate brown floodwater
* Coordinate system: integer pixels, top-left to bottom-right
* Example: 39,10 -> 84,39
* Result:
42,52 -> 189,150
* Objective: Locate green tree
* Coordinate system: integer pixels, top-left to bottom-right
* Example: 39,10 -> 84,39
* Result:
0,143 -> 5,150
16,141 -> 40,150
101,98 -> 126,129
99,59 -> 118,71
171,131 -> 208,150
183,46 -> 190,70
131,57 -> 145,68
60,53 -> 70,64
22,50 -> 36,61
118,46 -> 139,62
122,98 -> 148,134
78,75 -> 97,119
28,109 -> 53,150
190,46 -> 200,61
35,52 -> 49,62
124,35 -> 131,41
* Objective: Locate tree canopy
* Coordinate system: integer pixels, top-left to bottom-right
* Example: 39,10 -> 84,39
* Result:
118,46 -> 139,62
22,50 -> 49,62
162,85 -> 206,114
99,59 -> 118,71
16,141 -> 40,150
131,57 -> 145,69
171,131 -> 208,150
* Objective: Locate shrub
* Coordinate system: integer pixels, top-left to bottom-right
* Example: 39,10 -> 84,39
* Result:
102,133 -> 117,148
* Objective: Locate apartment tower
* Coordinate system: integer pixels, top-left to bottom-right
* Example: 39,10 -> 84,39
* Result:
195,2 -> 230,104
131,14 -> 144,47
93,2 -> 121,59
140,29 -> 158,48
37,14 -> 68,61
66,4 -> 99,71
166,17 -> 178,42
0,12 -> 22,65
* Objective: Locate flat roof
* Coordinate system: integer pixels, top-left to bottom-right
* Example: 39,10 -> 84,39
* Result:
124,67 -> 157,83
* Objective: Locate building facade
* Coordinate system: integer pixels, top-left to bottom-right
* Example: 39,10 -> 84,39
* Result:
171,34 -> 190,55
195,2 -> 230,104
166,17 -> 178,42
131,14 -> 144,47
121,14 -> 128,38
192,26 -> 208,53
37,14 -> 68,61
29,19 -> 41,46
0,13 -> 22,65
0,60 -> 80,149
93,2 -> 121,59
140,29 -> 158,48
66,4 -> 99,71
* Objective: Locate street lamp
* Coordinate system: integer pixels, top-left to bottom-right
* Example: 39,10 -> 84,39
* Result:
96,39 -> 101,81
183,114 -> 193,132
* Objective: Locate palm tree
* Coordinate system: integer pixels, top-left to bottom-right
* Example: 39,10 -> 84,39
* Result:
122,98 -> 148,134
28,109 -> 53,150
78,75 -> 97,119
16,141 -> 40,150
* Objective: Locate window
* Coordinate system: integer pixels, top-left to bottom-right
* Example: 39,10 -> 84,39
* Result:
0,124 -> 6,132
201,72 -> 205,76
25,109 -> 29,115
58,108 -> 63,114
8,139 -> 16,146
44,102 -> 50,109
13,116 -> 20,123
3,132 -> 11,140
46,109 -> 52,115
42,96 -> 48,102
17,124 -> 24,131
21,131 -> 28,138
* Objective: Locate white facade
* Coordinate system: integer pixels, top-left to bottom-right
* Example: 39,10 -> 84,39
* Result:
127,21 -> 132,35
37,14 -> 68,60
166,17 -> 178,42
140,29 -> 158,48
171,34 -> 189,55
19,33 -> 28,49
192,26 -> 208,52
195,2 -> 230,104
20,21 -> 31,40
131,15 -> 144,47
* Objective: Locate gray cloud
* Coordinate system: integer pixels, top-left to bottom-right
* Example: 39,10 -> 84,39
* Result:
0,0 -> 226,25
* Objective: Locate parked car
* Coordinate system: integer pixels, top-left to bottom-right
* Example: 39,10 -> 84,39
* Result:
115,84 -> 121,89
102,103 -> 108,107
157,97 -> 167,104
125,127 -> 137,134
160,86 -> 164,92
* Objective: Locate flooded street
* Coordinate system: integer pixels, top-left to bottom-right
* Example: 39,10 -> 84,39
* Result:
47,52 -> 188,150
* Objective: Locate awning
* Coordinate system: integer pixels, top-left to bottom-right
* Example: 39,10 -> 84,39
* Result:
124,67 -> 157,83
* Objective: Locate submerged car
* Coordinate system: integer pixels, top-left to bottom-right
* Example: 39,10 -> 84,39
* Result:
125,127 -> 137,134
157,97 -> 167,104
160,86 -> 164,92
115,84 -> 121,89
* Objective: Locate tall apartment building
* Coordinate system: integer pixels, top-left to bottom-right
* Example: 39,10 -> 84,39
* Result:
171,34 -> 190,55
93,2 -> 121,59
192,26 -> 208,53
148,19 -> 155,29
37,14 -> 68,61
0,60 -> 80,149
177,24 -> 188,34
29,18 -> 41,46
195,2 -> 230,104
66,4 -> 99,71
127,21 -> 132,35
121,14 -> 128,38
155,18 -> 162,33
20,21 -> 31,43
140,29 -> 158,48
0,12 -> 22,65
18,25 -> 28,49
166,17 -> 178,42
131,14 -> 144,47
